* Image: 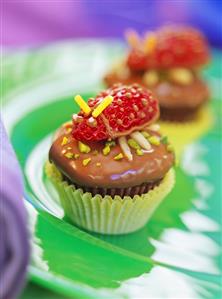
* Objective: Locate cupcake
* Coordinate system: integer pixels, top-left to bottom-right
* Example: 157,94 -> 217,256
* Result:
104,25 -> 211,122
46,84 -> 175,235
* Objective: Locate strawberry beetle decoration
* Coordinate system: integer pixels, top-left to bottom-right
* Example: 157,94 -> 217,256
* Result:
72,84 -> 159,142
127,26 -> 210,71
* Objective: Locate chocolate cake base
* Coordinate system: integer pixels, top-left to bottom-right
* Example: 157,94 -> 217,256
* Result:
104,70 -> 209,123
64,175 -> 162,197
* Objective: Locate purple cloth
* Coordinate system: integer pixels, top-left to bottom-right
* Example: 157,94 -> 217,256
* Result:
0,119 -> 29,299
2,1 -> 222,47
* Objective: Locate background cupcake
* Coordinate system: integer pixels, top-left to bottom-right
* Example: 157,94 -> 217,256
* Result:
46,84 -> 175,235
104,25 -> 213,158
104,25 -> 211,122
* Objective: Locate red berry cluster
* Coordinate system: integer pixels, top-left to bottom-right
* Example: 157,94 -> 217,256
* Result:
127,26 -> 210,71
72,84 -> 159,141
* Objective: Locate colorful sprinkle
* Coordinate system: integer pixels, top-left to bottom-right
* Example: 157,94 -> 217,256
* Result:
161,136 -> 168,144
136,149 -> 144,156
144,33 -> 156,53
96,162 -> 101,167
74,154 -> 80,159
74,95 -> 91,115
78,141 -> 91,153
114,153 -> 124,160
141,131 -> 150,138
106,140 -> 116,147
130,131 -> 151,150
61,136 -> 68,146
92,95 -> 113,118
64,152 -> 73,159
127,138 -> 140,150
167,144 -> 174,152
103,145 -> 111,156
149,136 -> 160,146
82,158 -> 91,166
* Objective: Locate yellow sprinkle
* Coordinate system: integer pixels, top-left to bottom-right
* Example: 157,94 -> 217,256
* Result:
74,154 -> 80,159
141,131 -> 150,138
78,141 -> 91,153
136,149 -> 144,156
127,138 -> 140,150
92,96 -> 113,118
74,95 -> 91,115
161,136 -> 168,144
67,146 -> 72,150
61,136 -> 68,146
82,158 -> 91,166
114,153 -> 124,161
149,136 -> 160,146
167,144 -> 174,152
96,162 -> 101,167
144,33 -> 156,53
106,140 -> 116,147
103,145 -> 110,156
64,152 -> 73,159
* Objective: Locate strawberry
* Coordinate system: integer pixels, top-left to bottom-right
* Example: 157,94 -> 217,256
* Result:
127,26 -> 210,71
72,84 -> 159,141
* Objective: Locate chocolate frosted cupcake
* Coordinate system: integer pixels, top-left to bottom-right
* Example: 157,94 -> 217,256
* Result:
46,84 -> 175,234
104,25 -> 211,122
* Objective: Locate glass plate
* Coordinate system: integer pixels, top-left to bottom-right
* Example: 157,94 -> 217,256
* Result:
2,40 -> 222,299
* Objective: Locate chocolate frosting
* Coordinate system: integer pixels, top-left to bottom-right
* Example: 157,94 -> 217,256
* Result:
49,127 -> 174,189
104,71 -> 209,109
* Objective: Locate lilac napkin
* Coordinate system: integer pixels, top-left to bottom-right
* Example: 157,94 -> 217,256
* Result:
0,119 -> 29,299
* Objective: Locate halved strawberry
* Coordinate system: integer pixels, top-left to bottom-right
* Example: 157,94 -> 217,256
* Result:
72,84 -> 159,141
127,26 -> 210,71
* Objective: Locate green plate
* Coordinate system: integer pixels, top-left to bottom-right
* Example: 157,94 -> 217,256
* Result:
2,40 -> 222,299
